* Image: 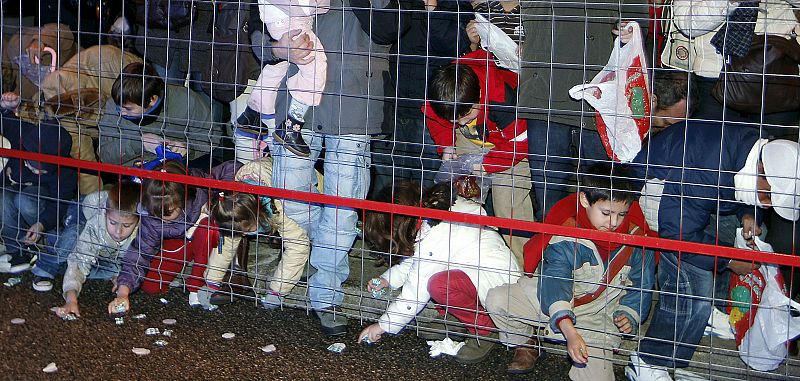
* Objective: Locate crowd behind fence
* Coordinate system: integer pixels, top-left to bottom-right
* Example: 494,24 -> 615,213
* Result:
0,0 -> 800,380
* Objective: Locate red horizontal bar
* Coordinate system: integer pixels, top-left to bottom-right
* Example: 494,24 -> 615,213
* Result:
2,147 -> 797,267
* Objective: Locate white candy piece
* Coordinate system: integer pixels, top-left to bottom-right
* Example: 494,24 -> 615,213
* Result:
159,298 -> 169,304
260,344 -> 277,353
10,318 -> 25,325
132,347 -> 151,356
162,318 -> 177,325
42,363 -> 57,373
222,332 -> 236,340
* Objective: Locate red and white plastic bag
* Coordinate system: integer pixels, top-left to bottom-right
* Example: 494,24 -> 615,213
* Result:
568,22 -> 650,162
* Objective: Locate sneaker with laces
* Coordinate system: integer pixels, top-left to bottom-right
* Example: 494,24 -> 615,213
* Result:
259,291 -> 285,310
273,116 -> 311,157
32,276 -> 54,292
626,352 -> 673,381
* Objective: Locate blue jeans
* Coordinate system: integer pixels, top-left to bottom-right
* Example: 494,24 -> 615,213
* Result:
639,252 -> 715,368
372,116 -> 440,194
270,131 -> 371,310
1,185 -> 48,256
527,120 -> 607,220
31,200 -> 86,278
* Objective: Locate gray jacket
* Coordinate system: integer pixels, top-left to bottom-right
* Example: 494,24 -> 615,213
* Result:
518,1 -> 649,128
97,84 -> 221,165
62,191 -> 137,299
274,0 -> 397,135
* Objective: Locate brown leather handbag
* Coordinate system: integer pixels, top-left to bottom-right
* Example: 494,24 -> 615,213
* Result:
712,34 -> 800,114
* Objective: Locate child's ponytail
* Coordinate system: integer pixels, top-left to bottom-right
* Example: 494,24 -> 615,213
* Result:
210,190 -> 271,234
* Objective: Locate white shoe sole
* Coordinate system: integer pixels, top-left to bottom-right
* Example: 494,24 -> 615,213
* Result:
32,282 -> 53,292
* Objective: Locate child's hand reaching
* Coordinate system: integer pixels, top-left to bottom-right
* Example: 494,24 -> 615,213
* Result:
614,314 -> 632,334
108,285 -> 131,315
558,317 -> 589,364
366,277 -> 388,293
358,323 -> 385,344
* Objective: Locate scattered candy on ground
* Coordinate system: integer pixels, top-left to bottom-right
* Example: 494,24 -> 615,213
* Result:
159,298 -> 169,304
131,347 -> 150,356
145,328 -> 160,336
114,317 -> 124,325
42,362 -> 57,373
132,314 -> 147,320
162,318 -> 177,325
114,303 -> 126,314
162,329 -> 173,337
222,332 -> 236,340
3,277 -> 21,287
327,342 -> 346,353
260,344 -> 277,353
11,318 -> 25,325
154,340 -> 168,347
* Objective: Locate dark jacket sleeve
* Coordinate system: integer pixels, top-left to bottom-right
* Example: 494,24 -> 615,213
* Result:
350,0 -> 402,45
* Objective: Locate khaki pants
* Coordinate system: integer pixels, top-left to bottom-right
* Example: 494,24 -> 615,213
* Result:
454,133 -> 533,266
70,132 -> 101,195
485,276 -> 616,381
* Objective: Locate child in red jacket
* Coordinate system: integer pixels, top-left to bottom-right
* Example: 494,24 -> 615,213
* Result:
422,49 -> 531,265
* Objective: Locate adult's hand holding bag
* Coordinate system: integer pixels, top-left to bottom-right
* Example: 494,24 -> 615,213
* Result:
568,22 -> 650,163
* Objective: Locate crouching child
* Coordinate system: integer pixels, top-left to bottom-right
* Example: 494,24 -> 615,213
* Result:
49,181 -> 141,317
484,165 -> 657,380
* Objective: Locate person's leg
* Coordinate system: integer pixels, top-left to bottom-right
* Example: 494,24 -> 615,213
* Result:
31,222 -> 80,279
286,26 -> 326,109
0,185 -> 24,257
267,199 -> 311,295
527,119 -> 574,220
389,116 -> 440,189
269,129 -> 322,232
141,239 -> 187,294
484,275 -> 542,346
638,252 -> 714,368
427,270 -> 495,335
307,134 -> 371,310
184,218 -> 220,292
3,186 -> 47,272
490,159 -> 533,266
568,346 -> 615,381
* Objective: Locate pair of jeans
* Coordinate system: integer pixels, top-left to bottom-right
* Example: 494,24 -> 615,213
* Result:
31,199 -> 84,278
527,120 -> 607,220
270,131 -> 371,310
638,252 -> 715,368
371,116 -> 440,195
1,185 -> 49,256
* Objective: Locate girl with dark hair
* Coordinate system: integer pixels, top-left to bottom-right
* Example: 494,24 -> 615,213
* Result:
358,181 -> 521,364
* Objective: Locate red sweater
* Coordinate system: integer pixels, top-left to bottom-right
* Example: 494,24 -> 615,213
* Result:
421,50 -> 528,174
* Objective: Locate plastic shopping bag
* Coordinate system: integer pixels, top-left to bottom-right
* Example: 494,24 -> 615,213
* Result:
473,13 -> 519,73
739,264 -> 800,371
568,22 -> 650,162
435,153 -> 492,203
727,229 -> 774,345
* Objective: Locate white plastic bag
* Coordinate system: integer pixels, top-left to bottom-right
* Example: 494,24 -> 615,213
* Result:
739,264 -> 800,371
472,13 -> 519,73
568,22 -> 650,162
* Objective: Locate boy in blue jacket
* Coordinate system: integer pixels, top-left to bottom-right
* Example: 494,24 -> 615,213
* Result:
0,116 -> 77,273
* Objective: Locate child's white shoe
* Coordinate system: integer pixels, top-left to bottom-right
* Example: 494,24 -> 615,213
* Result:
188,292 -> 201,307
625,352 -> 673,381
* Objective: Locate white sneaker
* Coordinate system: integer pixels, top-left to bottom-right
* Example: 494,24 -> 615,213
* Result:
626,352 -> 673,381
188,292 -> 200,307
703,307 -> 735,340
0,254 -> 10,263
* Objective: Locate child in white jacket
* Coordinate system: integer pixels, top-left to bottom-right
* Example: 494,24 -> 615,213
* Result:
358,181 -> 521,364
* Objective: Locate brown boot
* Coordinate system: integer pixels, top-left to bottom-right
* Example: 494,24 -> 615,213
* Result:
507,337 -> 542,374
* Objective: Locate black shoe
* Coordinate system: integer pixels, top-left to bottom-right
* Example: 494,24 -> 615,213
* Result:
236,106 -> 266,130
315,306 -> 348,336
273,117 -> 311,157
4,252 -> 33,274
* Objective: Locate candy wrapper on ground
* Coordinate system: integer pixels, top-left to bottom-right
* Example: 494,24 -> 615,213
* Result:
327,343 -> 346,353
426,337 -> 465,357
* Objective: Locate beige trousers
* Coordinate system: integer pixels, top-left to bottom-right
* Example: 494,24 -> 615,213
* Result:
453,133 -> 533,266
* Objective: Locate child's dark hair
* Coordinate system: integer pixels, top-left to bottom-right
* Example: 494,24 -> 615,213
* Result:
363,181 -> 457,260
652,70 -> 698,116
578,164 -> 637,205
141,160 -> 193,219
429,63 -> 480,122
210,191 -> 272,234
111,62 -> 165,107
106,179 -> 141,215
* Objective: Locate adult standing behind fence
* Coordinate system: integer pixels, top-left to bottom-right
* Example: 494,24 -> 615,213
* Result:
261,0 -> 401,336
625,120 -> 800,380
518,2 -> 648,220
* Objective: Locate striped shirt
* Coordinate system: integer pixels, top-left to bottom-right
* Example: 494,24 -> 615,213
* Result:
472,1 -> 525,45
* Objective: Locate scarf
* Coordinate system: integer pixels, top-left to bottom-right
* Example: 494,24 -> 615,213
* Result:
522,193 -> 653,274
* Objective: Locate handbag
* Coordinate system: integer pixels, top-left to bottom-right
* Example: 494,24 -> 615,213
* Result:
712,34 -> 800,114
660,0 -> 695,72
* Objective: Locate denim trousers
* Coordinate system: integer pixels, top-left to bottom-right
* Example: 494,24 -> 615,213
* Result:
1,185 -> 48,256
527,119 -> 607,220
31,200 -> 87,279
270,130 -> 370,310
638,252 -> 715,368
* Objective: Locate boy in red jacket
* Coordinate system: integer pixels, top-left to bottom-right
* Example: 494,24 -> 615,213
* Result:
422,49 -> 531,264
